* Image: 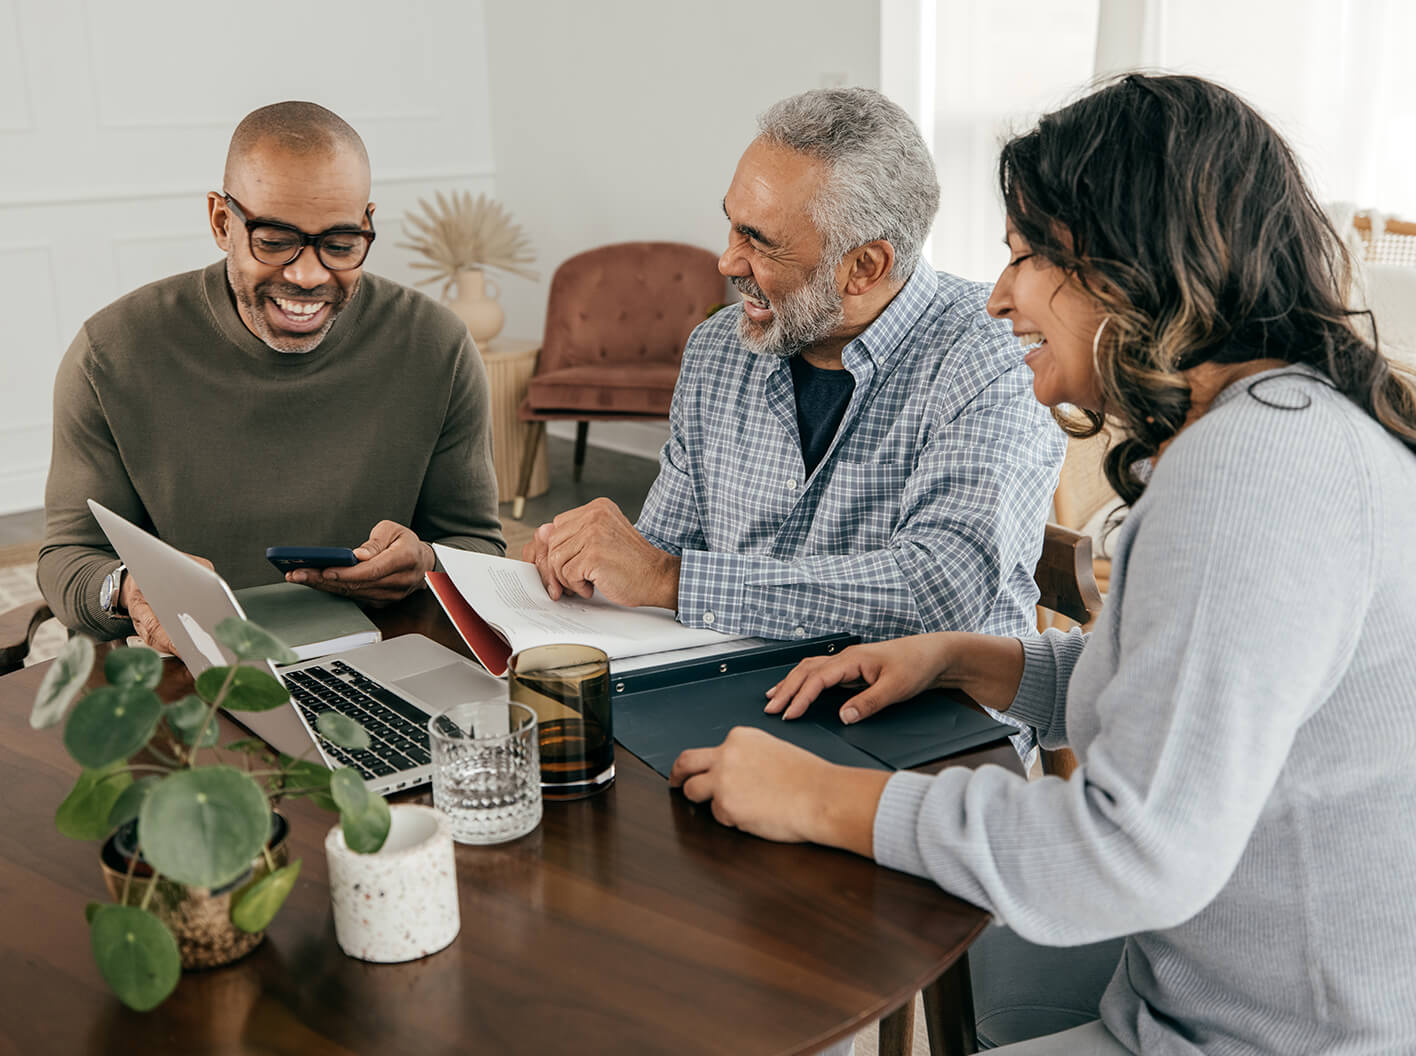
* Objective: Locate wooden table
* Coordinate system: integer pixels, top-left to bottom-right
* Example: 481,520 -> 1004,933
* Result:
0,594 -> 1006,1055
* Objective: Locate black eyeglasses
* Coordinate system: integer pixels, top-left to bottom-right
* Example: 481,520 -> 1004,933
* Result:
223,192 -> 376,270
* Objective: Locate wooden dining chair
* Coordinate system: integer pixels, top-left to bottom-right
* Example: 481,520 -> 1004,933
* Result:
0,598 -> 54,675
878,522 -> 1103,1056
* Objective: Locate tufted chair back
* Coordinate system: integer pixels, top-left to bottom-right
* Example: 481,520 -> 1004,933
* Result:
522,241 -> 724,417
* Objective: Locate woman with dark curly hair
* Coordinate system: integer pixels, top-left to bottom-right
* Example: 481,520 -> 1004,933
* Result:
670,74 -> 1416,1054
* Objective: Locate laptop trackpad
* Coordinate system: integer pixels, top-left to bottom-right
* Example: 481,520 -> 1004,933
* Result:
394,662 -> 500,713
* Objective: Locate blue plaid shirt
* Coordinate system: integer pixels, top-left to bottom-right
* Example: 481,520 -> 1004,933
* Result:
637,260 -> 1064,645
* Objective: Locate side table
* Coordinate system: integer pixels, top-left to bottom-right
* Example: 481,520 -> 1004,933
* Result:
479,337 -> 549,504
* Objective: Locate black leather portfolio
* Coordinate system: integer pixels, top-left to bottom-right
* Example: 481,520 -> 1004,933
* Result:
610,635 -> 1014,778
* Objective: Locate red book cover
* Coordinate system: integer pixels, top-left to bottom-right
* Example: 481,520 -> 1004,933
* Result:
425,571 -> 512,677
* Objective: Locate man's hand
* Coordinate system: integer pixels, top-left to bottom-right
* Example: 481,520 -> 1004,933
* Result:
288,521 -> 435,605
519,498 -> 680,609
120,553 -> 215,655
669,727 -> 889,855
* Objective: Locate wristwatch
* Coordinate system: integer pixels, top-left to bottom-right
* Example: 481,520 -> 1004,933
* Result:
100,563 -> 127,617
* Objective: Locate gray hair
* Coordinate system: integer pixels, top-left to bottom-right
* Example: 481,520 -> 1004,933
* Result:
756,87 -> 939,280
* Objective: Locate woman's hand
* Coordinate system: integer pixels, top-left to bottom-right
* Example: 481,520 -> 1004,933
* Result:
669,727 -> 889,854
764,634 -> 957,723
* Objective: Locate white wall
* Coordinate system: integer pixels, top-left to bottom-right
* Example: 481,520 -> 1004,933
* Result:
0,0 -> 498,515
482,0 -> 881,456
1,0 -> 885,509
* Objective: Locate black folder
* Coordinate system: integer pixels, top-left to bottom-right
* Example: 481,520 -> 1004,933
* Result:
610,635 -> 1014,777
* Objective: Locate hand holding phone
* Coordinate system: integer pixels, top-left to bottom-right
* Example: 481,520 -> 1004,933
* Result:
266,546 -> 360,574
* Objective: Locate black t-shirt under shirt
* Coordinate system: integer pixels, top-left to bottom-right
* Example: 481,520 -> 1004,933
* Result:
789,355 -> 856,478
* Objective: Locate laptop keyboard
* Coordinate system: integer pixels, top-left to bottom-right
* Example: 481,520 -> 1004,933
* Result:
284,660 -> 432,780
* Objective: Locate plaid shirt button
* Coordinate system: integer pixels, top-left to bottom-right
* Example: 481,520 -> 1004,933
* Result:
703,611 -> 715,625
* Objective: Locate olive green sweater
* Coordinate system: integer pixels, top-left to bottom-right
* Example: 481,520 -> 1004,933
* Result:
39,261 -> 504,638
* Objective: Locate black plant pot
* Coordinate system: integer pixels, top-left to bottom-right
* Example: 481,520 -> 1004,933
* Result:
98,811 -> 291,970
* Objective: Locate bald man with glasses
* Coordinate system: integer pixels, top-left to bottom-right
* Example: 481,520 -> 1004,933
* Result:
38,101 -> 504,653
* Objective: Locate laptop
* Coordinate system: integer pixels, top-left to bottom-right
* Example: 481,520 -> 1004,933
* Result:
88,499 -> 505,796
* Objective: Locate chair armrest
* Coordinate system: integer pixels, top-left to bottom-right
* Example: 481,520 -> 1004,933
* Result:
0,600 -> 55,675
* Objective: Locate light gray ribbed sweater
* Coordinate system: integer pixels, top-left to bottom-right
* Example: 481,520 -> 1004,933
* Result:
874,367 -> 1416,1054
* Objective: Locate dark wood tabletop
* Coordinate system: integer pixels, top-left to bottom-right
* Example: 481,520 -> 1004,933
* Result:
0,592 -> 1010,1056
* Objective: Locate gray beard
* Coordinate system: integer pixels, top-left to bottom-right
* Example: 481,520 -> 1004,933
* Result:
733,262 -> 844,359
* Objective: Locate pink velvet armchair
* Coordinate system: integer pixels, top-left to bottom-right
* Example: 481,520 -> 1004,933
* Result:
511,241 -> 725,518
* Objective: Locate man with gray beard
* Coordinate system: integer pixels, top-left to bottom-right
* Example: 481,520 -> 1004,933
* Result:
523,89 -> 1063,713
39,101 -> 504,651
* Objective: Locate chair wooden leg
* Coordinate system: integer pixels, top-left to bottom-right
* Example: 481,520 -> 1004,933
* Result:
512,422 -> 546,521
922,952 -> 978,1056
573,421 -> 589,482
878,995 -> 916,1056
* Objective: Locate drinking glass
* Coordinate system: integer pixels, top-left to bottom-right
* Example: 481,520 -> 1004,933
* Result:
428,700 -> 542,845
507,644 -> 615,800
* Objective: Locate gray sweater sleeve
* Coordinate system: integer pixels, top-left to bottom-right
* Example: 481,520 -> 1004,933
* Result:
872,390 -> 1376,945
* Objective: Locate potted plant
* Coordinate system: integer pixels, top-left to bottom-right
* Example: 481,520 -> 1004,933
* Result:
28,617 -> 390,1012
398,190 -> 537,343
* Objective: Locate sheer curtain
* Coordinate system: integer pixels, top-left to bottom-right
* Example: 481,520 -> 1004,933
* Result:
927,0 -> 1099,282
1118,0 -> 1415,218
907,0 -> 1414,282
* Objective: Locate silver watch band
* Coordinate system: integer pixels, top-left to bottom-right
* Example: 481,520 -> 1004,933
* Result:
101,563 -> 127,616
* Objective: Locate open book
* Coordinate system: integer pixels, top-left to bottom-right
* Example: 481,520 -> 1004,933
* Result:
427,545 -> 754,676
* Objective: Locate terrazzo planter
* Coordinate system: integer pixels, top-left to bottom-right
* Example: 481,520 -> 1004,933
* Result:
325,803 -> 460,962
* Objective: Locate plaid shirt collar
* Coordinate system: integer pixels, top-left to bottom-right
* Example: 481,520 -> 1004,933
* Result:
841,257 -> 940,373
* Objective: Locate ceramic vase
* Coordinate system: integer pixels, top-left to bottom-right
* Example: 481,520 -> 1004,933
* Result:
446,267 -> 505,344
99,812 -> 290,971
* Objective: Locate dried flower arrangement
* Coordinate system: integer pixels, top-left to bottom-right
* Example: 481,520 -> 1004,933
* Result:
398,191 -> 537,295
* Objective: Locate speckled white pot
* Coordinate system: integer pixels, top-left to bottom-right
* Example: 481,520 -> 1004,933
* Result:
325,804 -> 460,963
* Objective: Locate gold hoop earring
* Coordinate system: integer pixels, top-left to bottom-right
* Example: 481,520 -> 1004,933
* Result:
1091,316 -> 1110,375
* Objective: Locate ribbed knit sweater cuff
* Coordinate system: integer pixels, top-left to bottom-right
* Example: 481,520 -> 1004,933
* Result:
1006,634 -> 1062,733
872,770 -> 938,878
82,558 -> 134,641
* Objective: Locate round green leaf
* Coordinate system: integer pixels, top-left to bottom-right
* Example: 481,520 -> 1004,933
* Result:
107,775 -> 161,831
193,665 -> 234,704
63,686 -> 162,769
214,617 -> 299,665
164,694 -> 218,747
226,738 -> 274,757
195,665 -> 289,712
342,795 -> 391,854
329,766 -> 371,815
277,756 -> 334,798
316,710 -> 370,750
30,634 -> 96,729
56,764 -> 133,840
276,755 -> 337,812
103,646 -> 164,689
330,768 -> 389,853
230,859 -> 302,933
138,767 -> 270,888
89,904 -> 181,1012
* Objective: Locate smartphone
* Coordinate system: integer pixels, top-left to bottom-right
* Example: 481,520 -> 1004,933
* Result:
266,546 -> 360,573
